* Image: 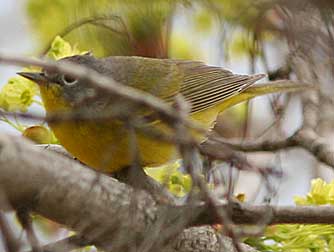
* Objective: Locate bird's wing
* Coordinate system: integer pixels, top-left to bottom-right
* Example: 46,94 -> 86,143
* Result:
173,60 -> 265,113
103,56 -> 181,101
103,56 -> 264,114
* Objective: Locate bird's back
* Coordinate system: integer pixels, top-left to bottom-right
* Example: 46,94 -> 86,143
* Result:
101,56 -> 263,113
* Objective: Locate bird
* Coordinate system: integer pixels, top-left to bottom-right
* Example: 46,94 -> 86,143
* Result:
18,54 -> 310,173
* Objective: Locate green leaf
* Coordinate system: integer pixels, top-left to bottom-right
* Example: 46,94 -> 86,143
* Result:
247,179 -> 334,252
23,125 -> 53,144
0,73 -> 39,112
47,35 -> 84,60
145,161 -> 192,197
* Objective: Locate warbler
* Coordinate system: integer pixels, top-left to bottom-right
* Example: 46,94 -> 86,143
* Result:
18,54 -> 309,173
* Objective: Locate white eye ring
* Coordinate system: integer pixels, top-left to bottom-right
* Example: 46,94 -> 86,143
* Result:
61,74 -> 78,86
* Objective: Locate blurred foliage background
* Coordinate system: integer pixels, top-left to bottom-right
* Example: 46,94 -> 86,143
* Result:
2,0 -> 334,251
26,0 -> 279,63
6,0 -> 334,135
24,0 -> 290,138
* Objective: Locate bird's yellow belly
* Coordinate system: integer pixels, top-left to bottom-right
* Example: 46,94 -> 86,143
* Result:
50,120 -> 177,173
48,104 -> 224,173
42,84 -> 224,173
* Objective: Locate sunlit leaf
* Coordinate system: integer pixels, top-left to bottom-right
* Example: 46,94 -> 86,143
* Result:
23,125 -> 53,144
247,179 -> 334,252
0,73 -> 39,112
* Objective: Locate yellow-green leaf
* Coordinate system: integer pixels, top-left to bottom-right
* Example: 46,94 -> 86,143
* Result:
0,74 -> 38,112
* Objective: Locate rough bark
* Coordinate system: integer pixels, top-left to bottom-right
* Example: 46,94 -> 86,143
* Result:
0,134 -> 258,252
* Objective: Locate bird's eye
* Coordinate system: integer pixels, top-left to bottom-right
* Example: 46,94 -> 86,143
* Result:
61,74 -> 78,86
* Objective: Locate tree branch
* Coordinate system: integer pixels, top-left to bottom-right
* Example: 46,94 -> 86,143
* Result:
1,134 -> 334,252
210,128 -> 334,169
0,133 -> 256,252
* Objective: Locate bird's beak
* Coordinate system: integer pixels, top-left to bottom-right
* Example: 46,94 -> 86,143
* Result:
17,72 -> 47,85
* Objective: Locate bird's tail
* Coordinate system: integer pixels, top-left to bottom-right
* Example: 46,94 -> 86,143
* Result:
221,80 -> 315,110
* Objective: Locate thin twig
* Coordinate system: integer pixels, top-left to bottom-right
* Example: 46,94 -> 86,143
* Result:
0,212 -> 20,252
16,209 -> 41,252
40,15 -> 132,56
209,128 -> 334,169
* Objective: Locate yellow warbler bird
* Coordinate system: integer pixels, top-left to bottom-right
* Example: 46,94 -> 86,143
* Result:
18,54 -> 309,173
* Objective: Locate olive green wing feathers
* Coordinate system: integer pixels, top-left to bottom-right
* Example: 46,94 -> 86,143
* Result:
103,56 -> 181,101
104,56 -> 265,114
173,60 -> 265,113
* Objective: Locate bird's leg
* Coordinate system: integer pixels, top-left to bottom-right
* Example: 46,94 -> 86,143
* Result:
16,207 -> 41,252
113,166 -> 176,204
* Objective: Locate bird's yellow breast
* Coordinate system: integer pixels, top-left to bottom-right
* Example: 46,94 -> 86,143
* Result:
50,119 -> 178,172
40,85 -> 187,172
40,84 -> 228,172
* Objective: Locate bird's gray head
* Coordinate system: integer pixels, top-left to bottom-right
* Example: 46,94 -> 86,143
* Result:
18,53 -> 105,105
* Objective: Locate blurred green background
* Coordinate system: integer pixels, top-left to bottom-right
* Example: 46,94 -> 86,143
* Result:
0,0 -> 317,206
14,0 -> 292,138
2,1 -> 334,251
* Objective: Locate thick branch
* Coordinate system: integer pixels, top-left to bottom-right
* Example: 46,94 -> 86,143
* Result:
0,134 -> 257,252
40,143 -> 334,225
2,134 -> 334,252
1,135 -> 334,225
185,204 -> 334,225
0,134 -> 157,251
